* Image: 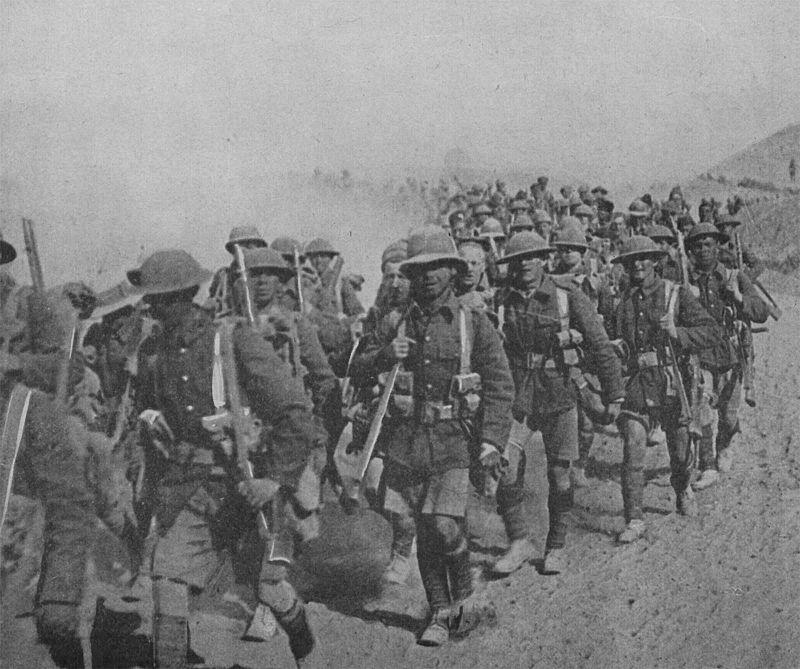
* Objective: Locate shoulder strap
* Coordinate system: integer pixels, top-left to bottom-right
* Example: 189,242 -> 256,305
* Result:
664,279 -> 679,318
212,327 -> 226,410
458,306 -> 475,375
555,287 -> 570,333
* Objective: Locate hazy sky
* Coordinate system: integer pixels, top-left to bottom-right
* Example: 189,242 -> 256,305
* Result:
1,0 -> 798,284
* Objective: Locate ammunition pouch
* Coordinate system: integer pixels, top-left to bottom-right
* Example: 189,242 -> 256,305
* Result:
511,352 -> 558,371
450,372 -> 482,421
422,401 -> 453,424
390,371 -> 415,417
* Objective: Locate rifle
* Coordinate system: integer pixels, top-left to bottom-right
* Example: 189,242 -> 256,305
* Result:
665,215 -> 703,439
334,348 -> 402,508
293,247 -> 305,314
739,202 -> 782,320
209,244 -> 290,563
320,254 -> 345,314
731,231 -> 757,406
22,218 -> 76,405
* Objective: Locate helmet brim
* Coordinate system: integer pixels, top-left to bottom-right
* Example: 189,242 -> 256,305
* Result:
0,240 -> 17,265
496,247 -> 554,264
399,253 -> 468,275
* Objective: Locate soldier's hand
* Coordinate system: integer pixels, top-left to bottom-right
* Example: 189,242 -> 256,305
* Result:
238,478 -> 280,508
390,335 -> 416,360
726,274 -> 743,304
479,443 -> 503,498
604,400 -> 623,423
659,313 -> 678,340
139,409 -> 175,445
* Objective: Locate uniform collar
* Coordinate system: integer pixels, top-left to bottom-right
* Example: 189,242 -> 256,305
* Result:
691,261 -> 726,281
162,305 -> 213,347
635,273 -> 662,297
409,289 -> 459,321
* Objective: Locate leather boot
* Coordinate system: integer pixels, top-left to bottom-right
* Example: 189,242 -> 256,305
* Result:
545,487 -> 573,552
492,538 -> 536,576
276,600 -> 315,662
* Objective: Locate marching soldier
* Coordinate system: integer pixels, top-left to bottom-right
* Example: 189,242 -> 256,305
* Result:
684,224 -> 769,489
350,227 -> 513,646
549,220 -> 603,489
0,232 -> 95,666
358,240 -> 419,588
130,249 -> 318,665
715,214 -> 765,280
609,236 -> 722,543
645,224 -> 682,283
207,226 -> 268,316
303,238 -> 365,317
493,232 -> 624,575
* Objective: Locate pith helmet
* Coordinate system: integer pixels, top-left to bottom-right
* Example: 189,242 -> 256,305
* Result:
304,237 -> 339,256
127,249 -> 213,295
685,222 -> 729,245
270,237 -> 304,260
644,224 -> 675,242
456,232 -> 491,251
509,213 -> 535,232
241,247 -> 294,279
225,225 -> 267,254
573,203 -> 594,218
496,231 -> 553,264
509,199 -> 530,212
532,209 -> 552,225
399,227 -> 467,275
381,239 -> 408,271
628,200 -> 649,218
479,218 -> 506,239
610,236 -> 666,264
473,203 -> 492,216
0,232 -> 17,265
717,213 -> 742,228
552,220 -> 589,250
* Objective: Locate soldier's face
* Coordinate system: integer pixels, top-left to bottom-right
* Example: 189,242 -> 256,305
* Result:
380,262 -> 410,305
459,245 -> 486,285
511,256 -> 545,289
556,248 -> 583,270
310,254 -> 333,276
249,269 -> 283,309
625,257 -> 656,285
410,262 -> 456,302
689,236 -> 718,269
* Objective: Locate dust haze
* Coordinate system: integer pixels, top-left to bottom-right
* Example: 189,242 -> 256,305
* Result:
2,0 -> 799,294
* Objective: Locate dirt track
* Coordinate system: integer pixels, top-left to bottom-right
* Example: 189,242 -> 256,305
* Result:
3,290 -> 800,669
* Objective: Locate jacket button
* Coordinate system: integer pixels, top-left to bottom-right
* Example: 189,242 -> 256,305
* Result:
425,335 -> 431,342
424,359 -> 430,364
181,375 -> 189,382
179,347 -> 187,354
186,405 -> 194,412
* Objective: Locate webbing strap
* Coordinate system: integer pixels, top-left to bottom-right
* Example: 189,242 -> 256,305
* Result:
664,279 -> 679,319
0,385 -> 33,530
459,307 -> 471,375
555,287 -> 570,333
212,329 -> 225,410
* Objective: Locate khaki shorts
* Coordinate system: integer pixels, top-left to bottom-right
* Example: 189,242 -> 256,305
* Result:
526,407 -> 579,462
383,466 -> 470,518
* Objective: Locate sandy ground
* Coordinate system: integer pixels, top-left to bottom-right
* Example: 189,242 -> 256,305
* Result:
3,289 -> 800,669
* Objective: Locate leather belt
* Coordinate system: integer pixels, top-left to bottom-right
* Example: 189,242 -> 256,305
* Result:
510,352 -> 557,370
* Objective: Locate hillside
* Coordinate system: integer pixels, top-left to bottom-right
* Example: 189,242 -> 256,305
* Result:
707,123 -> 800,188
